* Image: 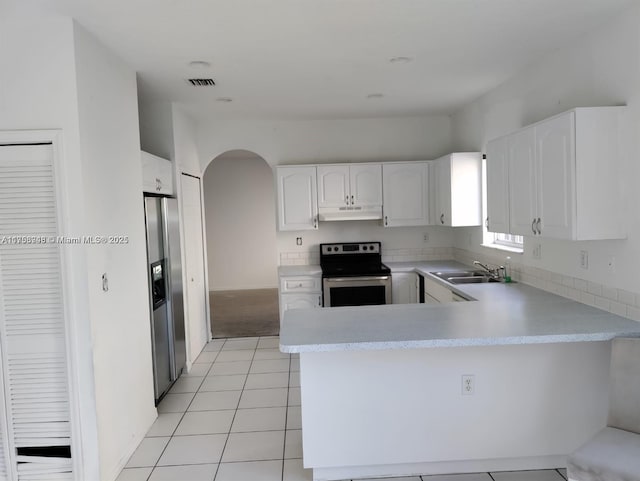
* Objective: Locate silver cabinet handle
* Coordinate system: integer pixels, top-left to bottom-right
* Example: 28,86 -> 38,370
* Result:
345,195 -> 349,205
328,276 -> 390,282
313,216 -> 318,229
536,218 -> 541,235
440,213 -> 445,225
351,195 -> 354,204
531,218 -> 537,235
318,295 -> 322,306
384,215 -> 388,226
485,217 -> 489,229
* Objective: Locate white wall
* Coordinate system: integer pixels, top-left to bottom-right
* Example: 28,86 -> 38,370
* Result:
198,116 -> 452,170
451,3 -> 640,290
197,116 -> 455,262
204,153 -> 278,290
172,105 -> 201,176
0,12 -> 101,480
74,22 -> 156,481
138,92 -> 175,161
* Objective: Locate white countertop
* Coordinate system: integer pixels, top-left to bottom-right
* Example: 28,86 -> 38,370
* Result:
278,265 -> 322,276
280,260 -> 640,353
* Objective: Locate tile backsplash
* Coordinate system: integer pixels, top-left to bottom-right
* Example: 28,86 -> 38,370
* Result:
277,245 -> 640,322
453,247 -> 640,322
279,246 -> 454,266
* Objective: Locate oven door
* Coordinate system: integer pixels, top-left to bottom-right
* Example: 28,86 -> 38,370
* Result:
323,276 -> 391,307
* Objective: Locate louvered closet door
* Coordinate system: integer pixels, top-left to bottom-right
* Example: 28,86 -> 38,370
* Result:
0,144 -> 72,481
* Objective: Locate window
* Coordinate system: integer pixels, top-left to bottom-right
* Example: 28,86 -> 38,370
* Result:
493,232 -> 523,249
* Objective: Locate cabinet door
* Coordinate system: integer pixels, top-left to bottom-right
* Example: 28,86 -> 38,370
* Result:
141,151 -> 174,195
317,165 -> 349,208
391,273 -> 418,304
486,138 -> 510,234
382,162 -> 429,227
277,166 -> 318,231
156,157 -> 174,195
508,127 -> 537,236
434,158 -> 452,225
424,278 -> 453,303
279,293 -> 322,323
535,112 -> 575,240
350,164 -> 382,207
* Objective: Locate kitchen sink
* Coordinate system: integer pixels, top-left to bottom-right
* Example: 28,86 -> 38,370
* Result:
430,271 -> 500,284
446,276 -> 500,284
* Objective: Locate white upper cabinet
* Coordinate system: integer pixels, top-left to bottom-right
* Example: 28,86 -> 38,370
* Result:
508,127 -> 538,236
317,165 -> 349,208
276,166 -> 318,231
350,164 -> 383,207
492,107 -> 625,240
535,112 -> 575,239
141,150 -> 174,195
432,153 -> 482,226
485,137 -> 510,234
317,163 -> 382,208
382,162 -> 429,227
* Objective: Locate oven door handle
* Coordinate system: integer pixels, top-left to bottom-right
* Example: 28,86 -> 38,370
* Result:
325,276 -> 390,282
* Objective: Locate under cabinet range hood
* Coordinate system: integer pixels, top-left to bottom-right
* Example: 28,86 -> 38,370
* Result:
318,205 -> 383,222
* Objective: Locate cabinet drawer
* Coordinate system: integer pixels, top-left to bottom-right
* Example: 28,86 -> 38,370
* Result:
280,276 -> 321,293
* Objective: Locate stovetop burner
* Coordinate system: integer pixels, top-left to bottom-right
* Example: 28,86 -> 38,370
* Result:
320,242 -> 390,277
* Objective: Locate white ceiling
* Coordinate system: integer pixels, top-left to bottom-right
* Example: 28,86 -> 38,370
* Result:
14,0 -> 637,121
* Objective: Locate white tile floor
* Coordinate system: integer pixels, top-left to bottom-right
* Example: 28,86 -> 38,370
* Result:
117,336 -> 570,481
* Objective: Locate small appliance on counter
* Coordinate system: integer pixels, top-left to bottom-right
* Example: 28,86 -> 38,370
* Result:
144,195 -> 186,403
320,242 -> 391,307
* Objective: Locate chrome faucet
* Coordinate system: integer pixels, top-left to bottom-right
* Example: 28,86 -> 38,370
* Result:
473,260 -> 504,279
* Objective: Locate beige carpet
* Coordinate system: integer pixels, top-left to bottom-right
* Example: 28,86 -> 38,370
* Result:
210,288 -> 280,338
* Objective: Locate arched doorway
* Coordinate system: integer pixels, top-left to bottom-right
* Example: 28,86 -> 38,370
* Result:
203,150 -> 279,337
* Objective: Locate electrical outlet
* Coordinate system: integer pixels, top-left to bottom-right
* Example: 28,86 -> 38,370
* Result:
580,250 -> 589,269
423,233 -> 429,243
461,375 -> 475,395
296,237 -> 302,246
532,243 -> 541,260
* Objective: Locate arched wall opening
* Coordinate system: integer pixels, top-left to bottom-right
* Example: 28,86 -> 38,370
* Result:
202,149 -> 279,337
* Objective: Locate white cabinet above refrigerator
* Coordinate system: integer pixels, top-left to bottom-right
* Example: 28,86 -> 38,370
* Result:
141,150 -> 174,195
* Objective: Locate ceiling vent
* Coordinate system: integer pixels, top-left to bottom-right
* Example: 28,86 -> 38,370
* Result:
186,78 -> 215,86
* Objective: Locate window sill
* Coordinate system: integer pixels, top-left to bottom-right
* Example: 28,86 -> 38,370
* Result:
481,243 -> 524,254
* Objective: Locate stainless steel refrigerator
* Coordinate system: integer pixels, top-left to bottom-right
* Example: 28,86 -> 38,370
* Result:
144,196 -> 186,403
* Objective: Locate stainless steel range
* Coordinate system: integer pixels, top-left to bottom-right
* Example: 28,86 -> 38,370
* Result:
320,242 -> 392,307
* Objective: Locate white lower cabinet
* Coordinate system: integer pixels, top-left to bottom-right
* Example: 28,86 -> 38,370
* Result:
391,273 -> 418,304
279,274 -> 322,322
422,276 -> 470,303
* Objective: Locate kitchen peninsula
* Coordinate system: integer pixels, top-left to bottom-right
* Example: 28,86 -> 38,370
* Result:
280,261 -> 640,481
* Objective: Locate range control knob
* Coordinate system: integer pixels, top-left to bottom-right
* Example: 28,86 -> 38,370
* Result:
333,246 -> 339,252
362,245 -> 368,251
